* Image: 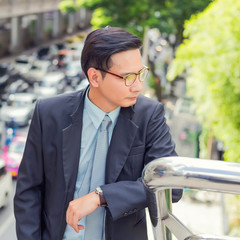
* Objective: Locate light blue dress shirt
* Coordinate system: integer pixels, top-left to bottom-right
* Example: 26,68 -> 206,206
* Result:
63,89 -> 120,240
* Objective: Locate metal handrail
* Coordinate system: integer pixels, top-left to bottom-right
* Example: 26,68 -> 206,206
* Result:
142,157 -> 240,240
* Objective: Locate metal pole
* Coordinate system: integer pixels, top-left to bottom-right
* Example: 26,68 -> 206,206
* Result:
142,157 -> 240,240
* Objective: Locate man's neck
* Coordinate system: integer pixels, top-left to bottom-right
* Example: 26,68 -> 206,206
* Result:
88,87 -> 119,113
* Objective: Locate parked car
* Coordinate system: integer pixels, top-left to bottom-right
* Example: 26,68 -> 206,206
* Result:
75,78 -> 89,91
0,92 -> 37,127
0,63 -> 9,86
65,61 -> 84,87
0,63 -> 21,100
0,120 -> 4,147
23,60 -> 54,83
34,71 -> 66,98
55,42 -> 67,50
2,135 -> 26,177
1,78 -> 32,102
0,159 -> 12,207
35,45 -> 58,62
68,41 -> 84,52
12,55 -> 35,74
53,49 -> 73,68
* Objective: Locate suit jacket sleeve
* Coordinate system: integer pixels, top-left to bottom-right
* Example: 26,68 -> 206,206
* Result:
14,100 -> 44,240
101,102 -> 182,221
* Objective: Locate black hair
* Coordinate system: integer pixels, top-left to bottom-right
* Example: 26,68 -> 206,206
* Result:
81,26 -> 142,79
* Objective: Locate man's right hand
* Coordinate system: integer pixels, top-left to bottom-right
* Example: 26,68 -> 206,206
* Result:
66,191 -> 101,232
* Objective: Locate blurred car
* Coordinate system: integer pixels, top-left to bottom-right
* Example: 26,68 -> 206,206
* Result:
1,78 -> 32,102
0,63 -> 9,86
35,45 -> 58,62
23,60 -> 54,83
0,159 -> 12,207
68,41 -> 84,52
0,63 -> 11,99
0,120 -> 4,147
55,42 -> 67,50
65,61 -> 84,87
75,78 -> 89,91
0,63 -> 21,100
2,135 -> 26,177
34,71 -> 66,98
53,49 -> 73,68
12,55 -> 35,74
0,92 -> 37,127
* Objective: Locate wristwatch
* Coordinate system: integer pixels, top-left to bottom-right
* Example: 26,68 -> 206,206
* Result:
95,187 -> 107,207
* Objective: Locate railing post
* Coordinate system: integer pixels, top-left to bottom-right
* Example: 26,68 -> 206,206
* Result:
165,189 -> 172,240
142,156 -> 240,240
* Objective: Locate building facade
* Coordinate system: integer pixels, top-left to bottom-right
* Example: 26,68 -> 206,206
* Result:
0,0 -> 90,56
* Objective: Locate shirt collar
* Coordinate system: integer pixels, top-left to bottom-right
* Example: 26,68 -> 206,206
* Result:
84,89 -> 120,129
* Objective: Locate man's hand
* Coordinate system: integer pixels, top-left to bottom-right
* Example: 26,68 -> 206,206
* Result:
66,191 -> 100,233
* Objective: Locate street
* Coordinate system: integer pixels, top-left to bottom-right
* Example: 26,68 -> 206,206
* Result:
0,180 -> 17,240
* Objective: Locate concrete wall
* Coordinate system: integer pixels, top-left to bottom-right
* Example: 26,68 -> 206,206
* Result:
0,0 -> 61,19
0,29 -> 10,57
0,0 -> 91,56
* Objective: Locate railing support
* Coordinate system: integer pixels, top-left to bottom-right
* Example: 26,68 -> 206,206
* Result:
142,157 -> 240,240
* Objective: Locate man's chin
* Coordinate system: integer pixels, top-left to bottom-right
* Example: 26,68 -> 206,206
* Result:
122,98 -> 137,107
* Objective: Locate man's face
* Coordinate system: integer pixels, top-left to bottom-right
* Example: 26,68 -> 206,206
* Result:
90,48 -> 144,112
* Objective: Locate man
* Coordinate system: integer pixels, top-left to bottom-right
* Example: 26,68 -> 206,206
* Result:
14,27 -> 182,240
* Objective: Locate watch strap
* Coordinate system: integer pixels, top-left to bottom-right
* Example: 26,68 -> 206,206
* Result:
95,187 -> 107,207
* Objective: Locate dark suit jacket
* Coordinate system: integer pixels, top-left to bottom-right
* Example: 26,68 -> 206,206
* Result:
14,87 -> 182,240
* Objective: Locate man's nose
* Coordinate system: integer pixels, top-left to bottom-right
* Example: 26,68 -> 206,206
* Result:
130,76 -> 143,92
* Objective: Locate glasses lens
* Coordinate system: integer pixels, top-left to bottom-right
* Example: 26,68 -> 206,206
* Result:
125,74 -> 136,86
139,68 -> 149,82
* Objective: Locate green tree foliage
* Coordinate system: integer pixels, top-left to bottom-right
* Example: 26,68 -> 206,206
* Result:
150,0 -> 213,43
167,0 -> 240,162
77,0 -> 150,37
59,0 -> 211,101
76,0 -> 211,40
59,0 -> 81,14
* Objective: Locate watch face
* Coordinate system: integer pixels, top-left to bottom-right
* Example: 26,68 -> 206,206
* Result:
95,187 -> 103,195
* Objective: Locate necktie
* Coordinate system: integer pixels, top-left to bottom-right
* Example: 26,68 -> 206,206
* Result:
84,115 -> 112,240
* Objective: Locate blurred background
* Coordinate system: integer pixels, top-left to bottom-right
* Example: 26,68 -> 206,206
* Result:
0,0 -> 239,239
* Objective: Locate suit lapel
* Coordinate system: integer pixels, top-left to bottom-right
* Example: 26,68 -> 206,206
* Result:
62,89 -> 139,190
106,106 -> 139,183
62,89 -> 87,193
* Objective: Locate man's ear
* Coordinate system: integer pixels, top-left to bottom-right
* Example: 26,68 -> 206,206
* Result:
87,68 -> 101,87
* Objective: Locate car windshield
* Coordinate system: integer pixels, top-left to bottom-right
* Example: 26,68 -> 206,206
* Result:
9,141 -> 25,154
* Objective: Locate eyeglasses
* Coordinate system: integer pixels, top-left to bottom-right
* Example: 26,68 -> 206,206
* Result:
96,66 -> 150,86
